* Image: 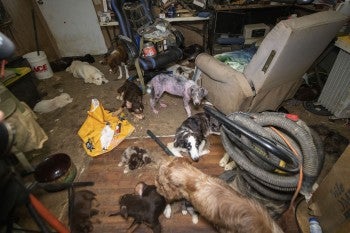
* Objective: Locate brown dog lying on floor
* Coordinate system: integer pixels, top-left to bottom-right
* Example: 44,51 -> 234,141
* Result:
155,157 -> 283,233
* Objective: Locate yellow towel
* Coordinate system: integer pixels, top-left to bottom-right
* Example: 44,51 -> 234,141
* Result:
78,99 -> 134,157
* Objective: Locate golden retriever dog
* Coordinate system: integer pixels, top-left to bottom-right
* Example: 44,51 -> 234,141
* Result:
155,157 -> 283,233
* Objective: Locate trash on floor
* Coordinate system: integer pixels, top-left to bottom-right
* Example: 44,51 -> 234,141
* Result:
33,93 -> 73,114
78,99 -> 135,157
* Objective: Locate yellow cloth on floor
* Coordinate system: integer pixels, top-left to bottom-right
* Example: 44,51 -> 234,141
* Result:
78,99 -> 134,157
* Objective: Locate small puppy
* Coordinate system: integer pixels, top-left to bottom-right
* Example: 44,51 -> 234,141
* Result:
167,112 -> 221,161
109,182 -> 166,233
118,146 -> 152,173
155,157 -> 283,233
66,60 -> 109,85
100,44 -> 129,79
70,190 -> 99,233
33,93 -> 73,113
148,74 -> 208,117
116,80 -> 144,120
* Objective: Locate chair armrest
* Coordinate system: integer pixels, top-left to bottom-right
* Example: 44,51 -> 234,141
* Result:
195,53 -> 254,114
195,53 -> 253,97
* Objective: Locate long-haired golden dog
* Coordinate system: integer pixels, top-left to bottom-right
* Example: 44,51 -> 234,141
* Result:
155,157 -> 283,233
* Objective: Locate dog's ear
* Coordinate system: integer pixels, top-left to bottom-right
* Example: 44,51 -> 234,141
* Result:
201,87 -> 208,97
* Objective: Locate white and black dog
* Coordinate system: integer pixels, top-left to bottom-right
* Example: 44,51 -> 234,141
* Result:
167,112 -> 221,161
148,74 -> 208,117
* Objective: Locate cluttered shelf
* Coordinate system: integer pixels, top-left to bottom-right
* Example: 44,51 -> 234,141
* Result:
210,2 -> 293,11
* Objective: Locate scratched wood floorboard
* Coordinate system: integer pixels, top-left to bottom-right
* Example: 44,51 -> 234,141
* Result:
78,135 -> 223,233
78,135 -> 297,233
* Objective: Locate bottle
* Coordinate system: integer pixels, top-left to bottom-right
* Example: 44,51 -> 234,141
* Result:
309,217 -> 323,233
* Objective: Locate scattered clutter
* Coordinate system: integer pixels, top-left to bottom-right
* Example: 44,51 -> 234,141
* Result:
33,93 -> 73,114
1,2 -> 349,233
166,64 -> 194,79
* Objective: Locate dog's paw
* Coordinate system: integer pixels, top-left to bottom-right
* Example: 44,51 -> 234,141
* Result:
224,161 -> 237,171
118,162 -> 123,167
219,153 -> 230,167
123,167 -> 130,173
152,109 -> 159,114
192,214 -> 199,224
163,204 -> 172,218
182,209 -> 188,215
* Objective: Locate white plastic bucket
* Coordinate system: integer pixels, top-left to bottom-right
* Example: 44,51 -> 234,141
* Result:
23,51 -> 53,80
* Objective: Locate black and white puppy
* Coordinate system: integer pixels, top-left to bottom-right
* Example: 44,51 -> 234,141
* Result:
167,112 -> 221,161
118,146 -> 152,173
109,182 -> 166,233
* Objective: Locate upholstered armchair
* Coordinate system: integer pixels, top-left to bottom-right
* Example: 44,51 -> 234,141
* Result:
195,11 -> 348,114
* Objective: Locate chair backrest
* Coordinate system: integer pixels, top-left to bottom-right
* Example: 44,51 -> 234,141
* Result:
111,0 -> 153,46
244,11 -> 348,93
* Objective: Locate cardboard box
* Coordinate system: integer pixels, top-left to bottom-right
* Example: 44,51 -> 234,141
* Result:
309,145 -> 350,233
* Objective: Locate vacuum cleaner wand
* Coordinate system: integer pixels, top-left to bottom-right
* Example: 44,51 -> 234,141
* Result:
147,130 -> 174,156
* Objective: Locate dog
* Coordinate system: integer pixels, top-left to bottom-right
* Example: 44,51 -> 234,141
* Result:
118,146 -> 152,173
167,112 -> 221,162
33,93 -> 73,113
70,190 -> 99,233
109,182 -> 166,233
155,157 -> 283,233
116,80 -> 144,120
66,60 -> 109,85
148,74 -> 208,117
100,44 -> 129,79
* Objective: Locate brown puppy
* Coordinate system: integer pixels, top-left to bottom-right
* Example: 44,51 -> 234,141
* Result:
101,44 -> 129,79
155,157 -> 283,233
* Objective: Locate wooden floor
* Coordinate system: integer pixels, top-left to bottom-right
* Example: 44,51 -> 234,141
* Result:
78,135 -> 225,233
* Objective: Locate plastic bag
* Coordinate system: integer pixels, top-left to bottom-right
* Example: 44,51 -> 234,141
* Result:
78,99 -> 134,157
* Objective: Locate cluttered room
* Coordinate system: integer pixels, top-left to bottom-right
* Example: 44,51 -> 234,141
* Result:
0,0 -> 350,232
